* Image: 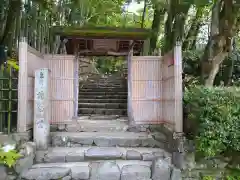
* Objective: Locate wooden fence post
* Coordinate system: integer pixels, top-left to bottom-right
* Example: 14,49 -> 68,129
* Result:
172,41 -> 185,169
73,55 -> 79,118
17,38 -> 28,132
174,41 -> 183,133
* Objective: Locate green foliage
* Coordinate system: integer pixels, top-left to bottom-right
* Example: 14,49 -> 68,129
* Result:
184,86 -> 240,158
202,176 -> 214,180
0,59 -> 19,72
183,49 -> 240,86
202,175 -> 240,180
225,176 -> 240,180
183,50 -> 202,76
95,57 -> 125,74
0,146 -> 21,167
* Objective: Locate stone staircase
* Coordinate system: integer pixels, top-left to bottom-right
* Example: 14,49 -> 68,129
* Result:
78,74 -> 127,116
21,74 -> 181,180
22,119 -> 181,180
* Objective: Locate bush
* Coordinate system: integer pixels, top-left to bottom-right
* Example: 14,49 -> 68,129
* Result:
184,86 -> 240,158
0,144 -> 21,167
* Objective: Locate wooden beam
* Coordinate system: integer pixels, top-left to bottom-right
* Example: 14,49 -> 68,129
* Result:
63,36 -> 148,41
78,49 -> 129,56
107,51 -> 128,56
79,59 -> 91,64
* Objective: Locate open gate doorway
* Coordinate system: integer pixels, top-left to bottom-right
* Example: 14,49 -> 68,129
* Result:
76,56 -> 128,118
54,27 -> 149,120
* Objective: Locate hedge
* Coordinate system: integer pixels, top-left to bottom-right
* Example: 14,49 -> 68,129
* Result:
184,86 -> 240,159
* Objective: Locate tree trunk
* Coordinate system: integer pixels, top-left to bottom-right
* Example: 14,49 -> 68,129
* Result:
204,52 -> 228,86
201,0 -> 239,86
0,0 -> 21,46
225,55 -> 235,86
149,5 -> 165,54
183,7 -> 205,50
141,0 -> 147,28
162,0 -> 176,54
162,0 -> 190,54
0,1 -> 9,39
15,7 -> 21,49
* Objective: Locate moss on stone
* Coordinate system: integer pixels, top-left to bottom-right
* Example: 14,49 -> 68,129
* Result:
52,26 -> 151,39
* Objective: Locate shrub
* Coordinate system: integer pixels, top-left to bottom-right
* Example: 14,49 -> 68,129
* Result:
0,144 -> 21,167
184,86 -> 240,158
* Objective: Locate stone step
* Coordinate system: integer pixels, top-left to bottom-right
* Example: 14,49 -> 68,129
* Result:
78,95 -> 127,99
21,161 -> 153,180
78,108 -> 127,115
88,76 -> 124,81
87,78 -> 125,81
86,81 -> 126,84
80,88 -> 127,92
80,115 -> 127,120
85,79 -> 125,82
51,132 -> 158,148
82,83 -> 127,86
53,119 -> 129,132
79,99 -> 127,103
21,160 -> 179,180
83,82 -> 126,84
78,103 -> 127,109
79,92 -> 127,95
36,147 -> 170,163
82,85 -> 127,89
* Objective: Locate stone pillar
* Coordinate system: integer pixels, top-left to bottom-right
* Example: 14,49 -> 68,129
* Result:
34,68 -> 50,150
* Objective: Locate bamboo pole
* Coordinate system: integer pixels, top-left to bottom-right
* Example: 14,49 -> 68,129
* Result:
7,67 -> 12,134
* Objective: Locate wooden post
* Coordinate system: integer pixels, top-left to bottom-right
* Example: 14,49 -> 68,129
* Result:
174,41 -> 183,133
54,35 -> 61,54
7,67 -> 12,134
73,55 -> 79,118
172,41 -> 185,169
142,39 -> 150,56
17,38 -> 28,132
73,40 -> 79,118
128,41 -> 134,124
34,68 -> 50,150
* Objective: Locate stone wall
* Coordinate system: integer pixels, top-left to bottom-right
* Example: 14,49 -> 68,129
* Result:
182,140 -> 233,180
183,168 -> 225,180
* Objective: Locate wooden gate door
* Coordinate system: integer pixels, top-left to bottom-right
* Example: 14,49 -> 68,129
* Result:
130,56 -> 162,124
46,55 -> 76,124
